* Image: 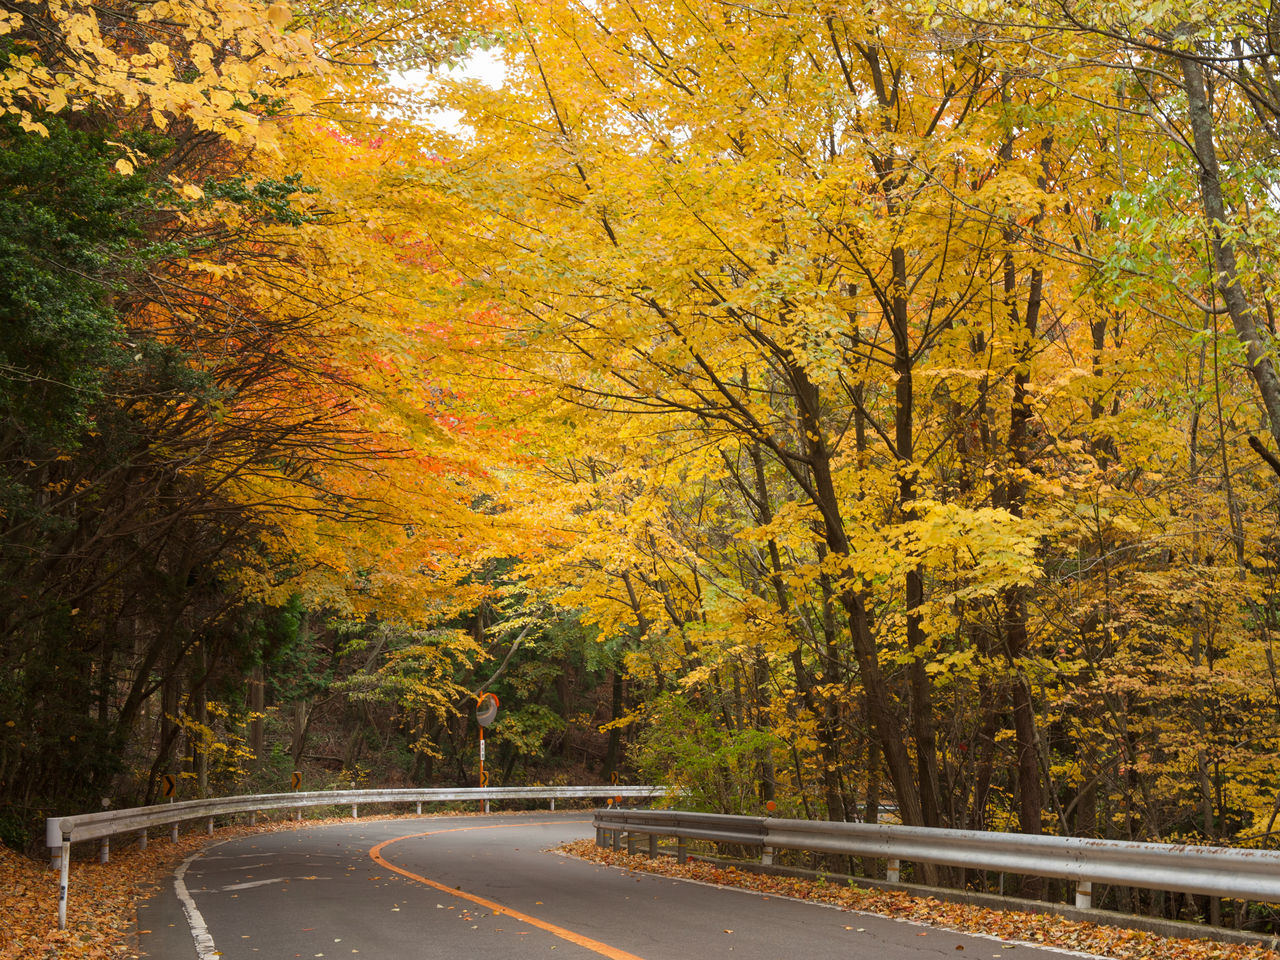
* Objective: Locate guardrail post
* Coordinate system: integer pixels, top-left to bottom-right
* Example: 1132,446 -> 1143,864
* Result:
1075,880 -> 1092,909
677,838 -> 687,861
626,832 -> 636,855
99,838 -> 109,864
137,829 -> 147,851
887,858 -> 901,882
761,845 -> 773,866
171,822 -> 178,843
611,829 -> 621,852
550,798 -> 556,811
352,803 -> 359,819
416,802 -> 422,815
649,833 -> 658,858
206,817 -> 214,836
295,807 -> 301,821
249,811 -> 256,827
596,827 -> 605,847
57,839 -> 70,930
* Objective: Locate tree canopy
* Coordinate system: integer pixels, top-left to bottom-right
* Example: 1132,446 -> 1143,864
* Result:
7,0 -> 1280,926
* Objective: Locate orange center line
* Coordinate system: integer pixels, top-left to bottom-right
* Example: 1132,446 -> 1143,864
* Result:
368,820 -> 646,960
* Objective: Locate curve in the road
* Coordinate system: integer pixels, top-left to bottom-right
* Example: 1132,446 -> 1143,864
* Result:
140,812 -> 1107,960
370,822 -> 642,960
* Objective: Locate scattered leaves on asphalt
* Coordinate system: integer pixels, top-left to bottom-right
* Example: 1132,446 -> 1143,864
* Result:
0,808 -> 497,960
559,840 -> 1280,960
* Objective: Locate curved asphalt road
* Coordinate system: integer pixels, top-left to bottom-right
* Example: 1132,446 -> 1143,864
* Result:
138,812 -> 1103,960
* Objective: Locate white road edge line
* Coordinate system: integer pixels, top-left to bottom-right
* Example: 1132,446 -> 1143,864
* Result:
174,847 -> 221,960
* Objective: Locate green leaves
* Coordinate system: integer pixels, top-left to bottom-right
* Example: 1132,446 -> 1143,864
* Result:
0,112 -> 146,443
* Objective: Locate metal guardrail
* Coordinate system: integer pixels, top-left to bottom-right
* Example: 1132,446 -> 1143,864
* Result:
593,808 -> 1280,911
48,784 -> 667,928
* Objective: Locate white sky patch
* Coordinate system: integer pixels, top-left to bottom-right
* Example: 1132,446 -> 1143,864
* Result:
398,47 -> 507,134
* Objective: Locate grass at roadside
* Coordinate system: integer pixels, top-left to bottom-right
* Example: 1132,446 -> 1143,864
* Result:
558,839 -> 1280,960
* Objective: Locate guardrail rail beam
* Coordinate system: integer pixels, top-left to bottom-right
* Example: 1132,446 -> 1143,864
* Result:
592,808 -> 1280,914
47,784 -> 670,929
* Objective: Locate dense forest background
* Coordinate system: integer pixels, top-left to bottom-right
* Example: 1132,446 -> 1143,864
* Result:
8,0 -> 1280,925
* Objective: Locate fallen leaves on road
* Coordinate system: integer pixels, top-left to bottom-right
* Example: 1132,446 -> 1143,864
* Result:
0,807 -> 501,960
559,840 -> 1280,960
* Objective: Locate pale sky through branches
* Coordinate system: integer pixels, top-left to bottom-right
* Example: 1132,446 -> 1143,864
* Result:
402,47 -> 506,134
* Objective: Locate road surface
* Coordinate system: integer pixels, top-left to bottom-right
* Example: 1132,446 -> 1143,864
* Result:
138,812 -> 1103,959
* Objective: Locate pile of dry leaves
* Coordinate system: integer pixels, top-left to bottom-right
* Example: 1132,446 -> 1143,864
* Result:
0,829 -> 217,960
561,839 -> 1280,960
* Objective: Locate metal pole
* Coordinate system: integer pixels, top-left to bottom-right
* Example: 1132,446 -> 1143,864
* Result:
479,727 -> 489,814
1075,880 -> 1092,909
58,840 -> 70,930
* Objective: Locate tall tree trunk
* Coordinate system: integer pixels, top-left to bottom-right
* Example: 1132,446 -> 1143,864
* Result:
1180,50 -> 1280,448
603,668 -> 623,777
249,664 -> 265,764
788,361 -> 926,829
1003,256 -> 1045,849
997,119 -> 1051,858
747,440 -> 841,818
191,641 -> 209,798
290,699 -> 313,767
892,241 -> 942,831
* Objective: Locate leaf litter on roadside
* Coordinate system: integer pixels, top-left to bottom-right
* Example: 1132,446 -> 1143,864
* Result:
0,809 -> 491,960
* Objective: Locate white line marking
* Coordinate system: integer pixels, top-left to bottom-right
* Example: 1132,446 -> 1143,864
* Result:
174,849 -> 219,960
221,877 -> 288,891
220,876 -> 331,891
